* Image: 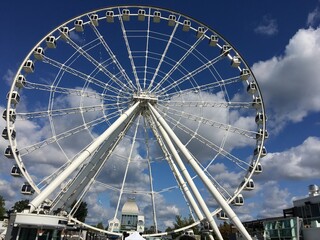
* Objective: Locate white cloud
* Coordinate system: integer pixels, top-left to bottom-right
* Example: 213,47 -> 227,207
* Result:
254,15 -> 278,36
256,181 -> 291,218
2,69 -> 15,86
307,7 -> 320,27
260,136 -> 320,180
252,27 -> 320,133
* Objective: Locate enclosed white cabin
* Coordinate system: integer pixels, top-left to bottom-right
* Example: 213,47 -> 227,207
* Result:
182,20 -> 191,31
243,179 -> 255,190
250,162 -> 263,174
255,112 -> 266,124
74,19 -> 84,32
153,11 -> 161,23
240,68 -> 251,80
2,127 -> 16,140
7,91 -> 20,105
23,60 -> 34,73
254,145 -> 267,158
232,194 -> 244,206
90,14 -> 99,26
138,9 -> 146,21
21,183 -> 34,195
108,218 -> 120,232
2,109 -> 16,123
11,165 -> 23,177
196,27 -> 205,38
33,47 -> 44,61
168,14 -> 176,26
231,56 -> 241,67
15,74 -> 26,88
59,26 -> 69,40
252,97 -> 262,108
218,211 -> 228,220
256,128 -> 269,140
247,82 -> 257,94
106,11 -> 114,22
4,146 -> 19,158
46,36 -> 57,48
221,45 -> 231,56
209,35 -> 219,46
122,9 -> 130,21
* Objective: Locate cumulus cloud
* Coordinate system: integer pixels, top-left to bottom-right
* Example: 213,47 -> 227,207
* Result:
260,136 -> 320,180
252,27 -> 320,133
254,15 -> 278,36
256,181 -> 291,218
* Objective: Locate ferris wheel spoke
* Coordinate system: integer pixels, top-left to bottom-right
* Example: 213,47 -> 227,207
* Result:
150,31 -> 208,92
65,29 -> 134,92
112,114 -> 141,224
43,55 -> 118,91
142,8 -> 152,89
26,80 -> 131,104
159,105 -> 257,139
25,82 -> 106,100
142,116 -> 159,231
16,105 -> 105,120
158,75 -> 242,100
160,109 -> 251,169
156,54 -> 224,95
18,115 -> 113,156
89,23 -> 137,91
148,15 -> 181,91
159,100 -> 252,109
118,8 -> 141,91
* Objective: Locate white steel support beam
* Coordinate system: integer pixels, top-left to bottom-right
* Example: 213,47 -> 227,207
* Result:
148,103 -> 252,240
149,110 -> 222,240
28,102 -> 140,213
147,115 -> 204,222
50,112 -> 135,212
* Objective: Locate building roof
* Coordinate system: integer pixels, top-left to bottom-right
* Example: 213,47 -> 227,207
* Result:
122,199 -> 139,214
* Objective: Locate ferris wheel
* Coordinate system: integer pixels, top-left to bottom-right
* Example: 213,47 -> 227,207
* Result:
3,6 -> 267,240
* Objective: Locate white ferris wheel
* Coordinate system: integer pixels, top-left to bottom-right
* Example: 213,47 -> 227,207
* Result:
3,6 -> 267,240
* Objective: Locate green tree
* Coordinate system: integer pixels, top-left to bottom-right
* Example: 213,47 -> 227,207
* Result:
145,225 -> 156,234
0,196 -> 5,219
165,215 -> 200,239
70,201 -> 88,222
218,221 -> 233,240
12,199 -> 29,212
96,222 -> 104,229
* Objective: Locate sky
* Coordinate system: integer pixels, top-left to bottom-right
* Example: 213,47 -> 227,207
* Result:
1,0 -> 320,232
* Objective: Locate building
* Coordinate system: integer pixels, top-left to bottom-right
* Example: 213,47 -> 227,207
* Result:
242,184 -> 320,240
283,184 -> 320,226
108,198 -> 145,234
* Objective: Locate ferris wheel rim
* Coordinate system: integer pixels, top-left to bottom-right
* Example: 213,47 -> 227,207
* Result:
5,5 -> 267,236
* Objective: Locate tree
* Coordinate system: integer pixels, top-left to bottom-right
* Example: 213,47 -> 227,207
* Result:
218,221 -> 233,240
11,199 -> 29,212
145,225 -> 156,234
0,196 -> 5,219
70,200 -> 88,222
96,222 -> 104,229
165,215 -> 200,239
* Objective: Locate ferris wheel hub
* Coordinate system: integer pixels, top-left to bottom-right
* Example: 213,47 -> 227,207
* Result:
133,91 -> 158,107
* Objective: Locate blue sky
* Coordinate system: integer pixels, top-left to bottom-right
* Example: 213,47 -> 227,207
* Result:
1,0 -> 320,230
